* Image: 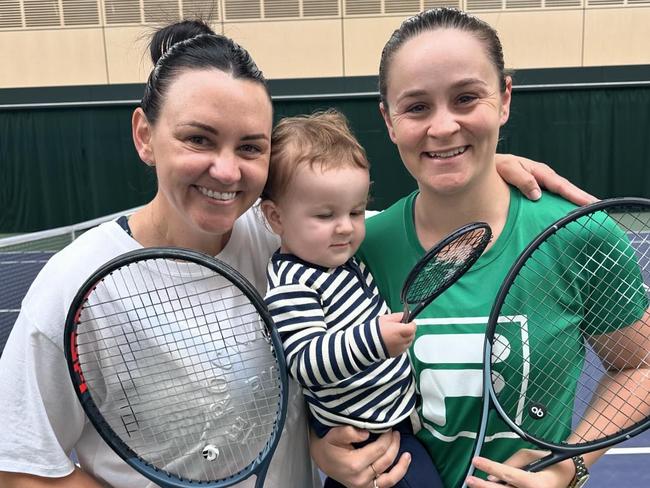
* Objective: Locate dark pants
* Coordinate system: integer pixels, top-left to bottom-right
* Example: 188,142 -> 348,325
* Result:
321,421 -> 443,488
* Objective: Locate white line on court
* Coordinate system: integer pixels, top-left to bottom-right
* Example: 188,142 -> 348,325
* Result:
606,447 -> 650,455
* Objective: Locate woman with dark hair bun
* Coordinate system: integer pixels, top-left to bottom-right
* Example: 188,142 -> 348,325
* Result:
0,15 -> 593,488
0,19 -> 319,488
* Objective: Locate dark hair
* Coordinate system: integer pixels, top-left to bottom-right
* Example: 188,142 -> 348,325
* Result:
141,19 -> 268,124
262,109 -> 369,202
379,8 -> 507,108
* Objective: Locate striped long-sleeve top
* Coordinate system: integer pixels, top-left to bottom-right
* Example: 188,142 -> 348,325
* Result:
265,251 -> 416,433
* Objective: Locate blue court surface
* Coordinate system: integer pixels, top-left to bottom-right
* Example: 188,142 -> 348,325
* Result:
1,243 -> 649,487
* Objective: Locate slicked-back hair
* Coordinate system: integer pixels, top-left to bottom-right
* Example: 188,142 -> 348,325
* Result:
141,19 -> 268,124
379,8 -> 507,109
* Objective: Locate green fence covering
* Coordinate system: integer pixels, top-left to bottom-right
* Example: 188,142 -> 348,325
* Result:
1,86 -> 649,232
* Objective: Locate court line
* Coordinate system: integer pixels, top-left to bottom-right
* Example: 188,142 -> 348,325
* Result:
607,447 -> 650,455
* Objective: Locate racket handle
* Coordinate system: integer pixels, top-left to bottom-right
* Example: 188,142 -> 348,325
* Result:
491,453 -> 558,485
523,453 -> 559,473
401,305 -> 411,323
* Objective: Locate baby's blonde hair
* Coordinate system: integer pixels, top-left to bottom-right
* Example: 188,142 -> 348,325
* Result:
262,109 -> 369,201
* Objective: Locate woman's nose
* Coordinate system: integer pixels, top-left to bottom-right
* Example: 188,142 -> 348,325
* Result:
426,107 -> 461,139
209,152 -> 241,184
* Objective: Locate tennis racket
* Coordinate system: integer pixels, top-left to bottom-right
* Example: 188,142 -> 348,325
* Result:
64,247 -> 288,488
401,222 -> 492,323
465,197 -> 650,486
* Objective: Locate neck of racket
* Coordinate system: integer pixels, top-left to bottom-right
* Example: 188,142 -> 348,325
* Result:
461,339 -> 496,488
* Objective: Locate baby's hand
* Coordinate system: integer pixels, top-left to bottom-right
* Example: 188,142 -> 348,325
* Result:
378,313 -> 416,357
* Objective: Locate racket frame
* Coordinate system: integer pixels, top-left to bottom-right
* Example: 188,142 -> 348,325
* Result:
64,247 -> 289,488
467,197 -> 650,483
400,221 -> 492,322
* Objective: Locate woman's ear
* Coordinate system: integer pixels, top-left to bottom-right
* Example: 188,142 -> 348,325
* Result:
132,108 -> 155,167
260,199 -> 283,236
499,76 -> 513,127
379,102 -> 397,144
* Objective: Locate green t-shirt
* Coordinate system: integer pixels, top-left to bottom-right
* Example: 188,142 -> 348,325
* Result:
358,188 -> 648,488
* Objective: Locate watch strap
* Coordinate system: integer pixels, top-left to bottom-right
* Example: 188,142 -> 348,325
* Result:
567,455 -> 589,488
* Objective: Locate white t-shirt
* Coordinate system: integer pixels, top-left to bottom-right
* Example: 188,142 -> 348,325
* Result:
0,207 -> 320,488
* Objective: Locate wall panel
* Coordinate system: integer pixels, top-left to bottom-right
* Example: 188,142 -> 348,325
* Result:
0,29 -> 107,87
584,7 -> 650,66
224,19 -> 344,78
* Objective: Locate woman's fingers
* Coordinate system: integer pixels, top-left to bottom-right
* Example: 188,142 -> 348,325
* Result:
494,154 -> 598,206
494,153 -> 543,201
374,452 -> 411,488
361,431 -> 401,474
527,161 -> 597,206
466,456 -> 530,487
322,425 -> 371,448
309,428 -> 404,488
466,454 -> 574,488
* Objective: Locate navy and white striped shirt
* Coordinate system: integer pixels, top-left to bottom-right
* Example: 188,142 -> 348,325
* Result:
265,251 -> 416,433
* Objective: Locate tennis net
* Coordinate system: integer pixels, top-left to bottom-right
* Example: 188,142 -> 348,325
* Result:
0,207 -> 142,356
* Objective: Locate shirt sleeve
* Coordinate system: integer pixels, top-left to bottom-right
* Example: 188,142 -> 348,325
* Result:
265,282 -> 389,389
0,310 -> 84,477
577,213 -> 648,336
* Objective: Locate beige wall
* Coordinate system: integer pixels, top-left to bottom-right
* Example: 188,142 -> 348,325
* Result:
1,7 -> 650,88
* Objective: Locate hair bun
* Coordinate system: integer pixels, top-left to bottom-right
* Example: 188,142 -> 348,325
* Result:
150,19 -> 215,65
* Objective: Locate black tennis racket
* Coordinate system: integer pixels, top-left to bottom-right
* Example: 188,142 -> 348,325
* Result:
64,247 -> 288,488
465,198 -> 650,486
401,222 -> 492,323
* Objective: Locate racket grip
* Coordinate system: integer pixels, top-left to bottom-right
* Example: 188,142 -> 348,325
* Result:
400,305 -> 411,324
522,453 -> 558,473
492,453 -> 558,485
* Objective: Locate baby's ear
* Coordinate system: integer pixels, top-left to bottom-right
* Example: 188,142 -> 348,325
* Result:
260,200 -> 283,235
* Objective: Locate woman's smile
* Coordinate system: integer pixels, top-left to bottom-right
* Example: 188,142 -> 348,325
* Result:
193,185 -> 238,202
422,145 -> 469,161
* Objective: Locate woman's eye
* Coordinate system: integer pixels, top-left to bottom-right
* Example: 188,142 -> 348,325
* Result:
188,135 -> 208,146
457,94 -> 478,105
240,144 -> 261,155
407,104 -> 426,114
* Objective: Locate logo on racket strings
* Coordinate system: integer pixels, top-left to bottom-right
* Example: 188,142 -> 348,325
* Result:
528,403 -> 547,420
202,444 -> 219,461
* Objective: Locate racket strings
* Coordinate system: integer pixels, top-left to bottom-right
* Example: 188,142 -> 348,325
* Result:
75,257 -> 284,481
405,227 -> 489,304
497,254 -> 648,442
82,261 -> 272,373
490,206 -> 650,447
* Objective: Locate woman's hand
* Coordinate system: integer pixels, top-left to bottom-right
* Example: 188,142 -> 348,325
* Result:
465,449 -> 575,488
495,154 -> 597,206
309,426 -> 411,488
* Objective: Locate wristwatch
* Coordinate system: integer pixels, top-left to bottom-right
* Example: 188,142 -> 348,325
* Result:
567,455 -> 590,488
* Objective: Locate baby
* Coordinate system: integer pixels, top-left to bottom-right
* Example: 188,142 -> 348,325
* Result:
261,110 -> 442,488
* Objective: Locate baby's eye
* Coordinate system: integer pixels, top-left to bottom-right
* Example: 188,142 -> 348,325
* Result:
316,214 -> 333,220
